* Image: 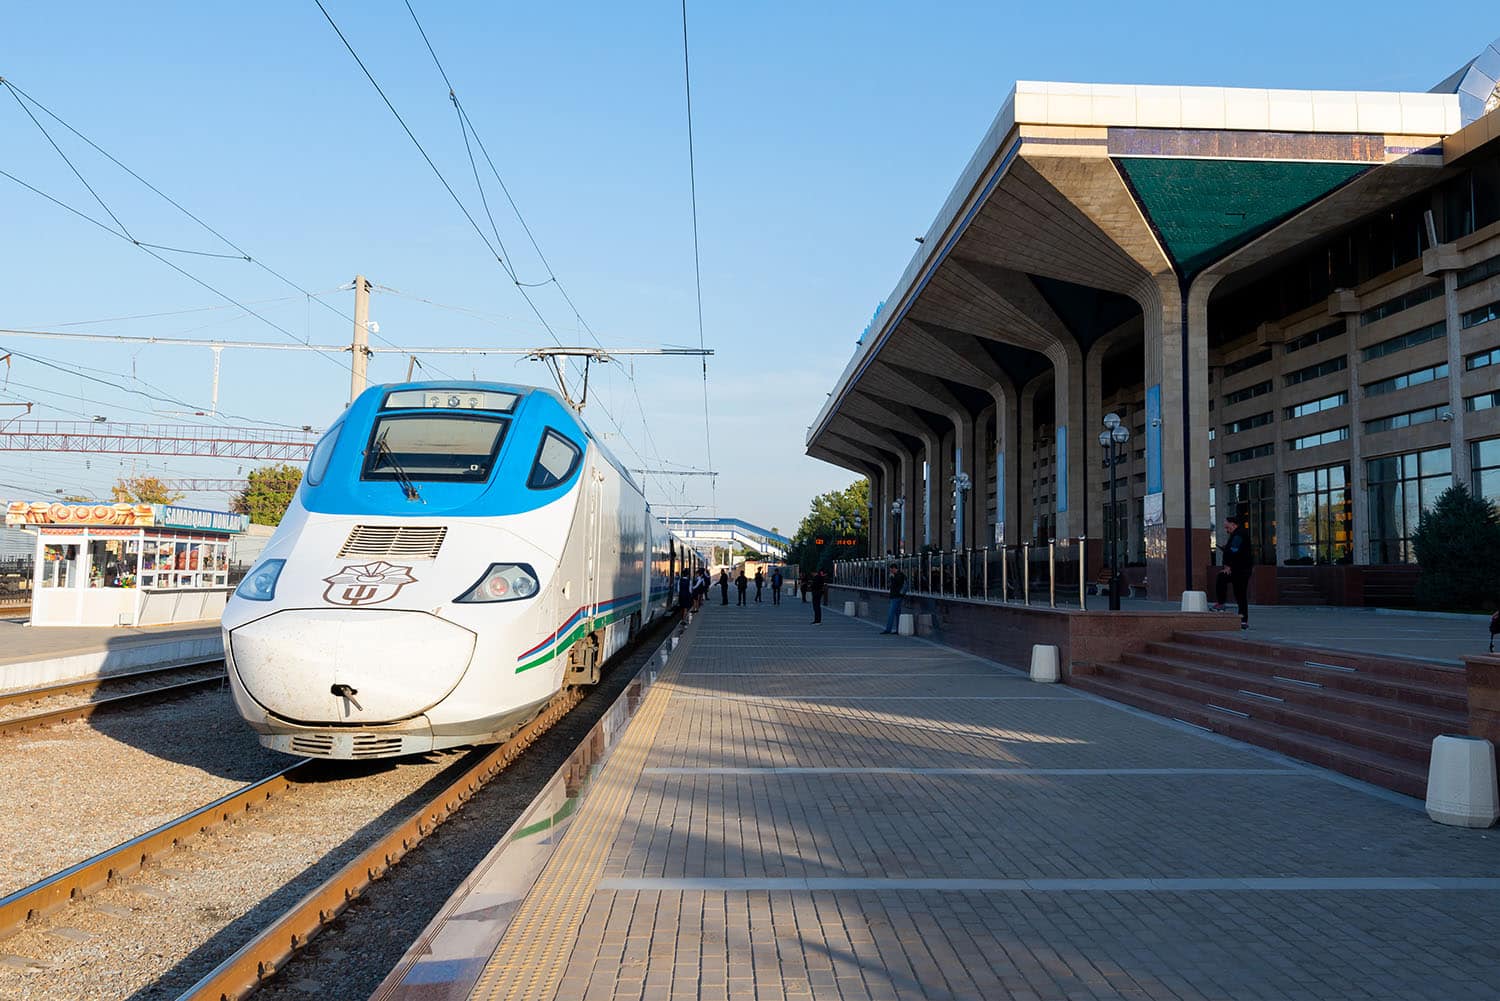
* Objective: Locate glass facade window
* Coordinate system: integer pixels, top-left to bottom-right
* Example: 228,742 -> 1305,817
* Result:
1285,392 -> 1347,419
1288,427 -> 1349,450
1224,412 -> 1273,435
1475,439 -> 1500,509
1224,380 -> 1272,406
1285,356 -> 1348,386
1225,443 -> 1275,464
1359,283 -> 1443,325
1461,300 -> 1500,329
1364,363 -> 1447,397
1362,320 -> 1446,361
1457,255 -> 1500,289
1225,477 -> 1276,565
1283,321 -> 1345,353
1363,407 -> 1443,434
1467,391 -> 1500,412
1223,349 -> 1274,376
1466,347 -> 1500,371
1366,447 -> 1452,563
1288,464 -> 1352,564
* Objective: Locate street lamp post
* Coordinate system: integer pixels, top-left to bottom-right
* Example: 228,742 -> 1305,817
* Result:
890,497 -> 906,555
951,472 -> 972,549
1098,412 -> 1132,611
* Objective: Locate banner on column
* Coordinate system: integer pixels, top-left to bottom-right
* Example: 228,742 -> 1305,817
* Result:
995,455 -> 1005,543
1055,427 -> 1067,513
1144,491 -> 1164,527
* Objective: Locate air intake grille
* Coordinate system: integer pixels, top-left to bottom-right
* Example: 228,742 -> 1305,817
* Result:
351,735 -> 405,758
338,525 -> 447,560
290,734 -> 335,756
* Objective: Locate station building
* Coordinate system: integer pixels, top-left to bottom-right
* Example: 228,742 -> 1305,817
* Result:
807,40 -> 1500,602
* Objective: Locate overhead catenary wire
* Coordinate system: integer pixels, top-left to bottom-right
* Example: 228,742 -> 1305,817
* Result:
321,1 -> 666,473
679,0 -> 716,514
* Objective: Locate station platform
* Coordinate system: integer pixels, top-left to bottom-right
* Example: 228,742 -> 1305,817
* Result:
0,619 -> 222,691
389,598 -> 1500,1001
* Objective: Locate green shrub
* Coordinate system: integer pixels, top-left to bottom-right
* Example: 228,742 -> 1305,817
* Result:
1412,484 -> 1500,611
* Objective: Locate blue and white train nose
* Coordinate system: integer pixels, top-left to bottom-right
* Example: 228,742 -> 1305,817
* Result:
229,608 -> 476,723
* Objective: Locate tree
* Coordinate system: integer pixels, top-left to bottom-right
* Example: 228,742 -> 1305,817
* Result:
232,464 -> 303,526
111,476 -> 184,504
786,479 -> 871,574
1412,483 -> 1500,611
61,494 -> 93,504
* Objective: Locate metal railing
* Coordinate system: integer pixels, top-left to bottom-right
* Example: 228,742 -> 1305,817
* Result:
833,538 -> 1088,609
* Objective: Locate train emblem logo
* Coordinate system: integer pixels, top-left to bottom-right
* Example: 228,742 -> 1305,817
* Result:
322,561 -> 418,607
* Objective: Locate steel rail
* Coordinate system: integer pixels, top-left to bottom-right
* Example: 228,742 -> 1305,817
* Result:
176,685 -> 590,1001
0,660 -> 221,710
0,761 -> 310,939
0,675 -> 224,737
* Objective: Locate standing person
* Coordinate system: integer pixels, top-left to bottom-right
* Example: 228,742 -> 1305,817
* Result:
692,569 -> 708,612
754,569 -> 765,603
880,562 -> 907,635
718,569 -> 730,606
770,567 -> 783,606
810,567 -> 827,624
735,568 -> 749,606
1212,514 -> 1253,629
677,568 -> 693,625
800,575 -> 809,603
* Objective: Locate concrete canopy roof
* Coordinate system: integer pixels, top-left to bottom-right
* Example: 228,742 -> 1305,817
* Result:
808,80 -> 1460,453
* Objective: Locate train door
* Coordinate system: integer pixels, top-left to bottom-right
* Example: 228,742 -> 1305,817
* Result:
566,466 -> 606,687
585,469 -> 603,617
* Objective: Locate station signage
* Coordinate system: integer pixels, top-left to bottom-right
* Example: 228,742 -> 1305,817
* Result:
814,537 -> 860,547
152,505 -> 250,534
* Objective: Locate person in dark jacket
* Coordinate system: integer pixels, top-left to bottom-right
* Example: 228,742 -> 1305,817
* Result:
735,569 -> 749,606
810,568 -> 827,624
880,563 -> 907,634
1212,514 -> 1253,629
718,569 -> 730,605
753,569 -> 765,603
677,568 -> 693,624
770,568 -> 783,605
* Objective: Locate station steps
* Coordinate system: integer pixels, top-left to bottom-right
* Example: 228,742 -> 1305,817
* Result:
1073,631 -> 1469,799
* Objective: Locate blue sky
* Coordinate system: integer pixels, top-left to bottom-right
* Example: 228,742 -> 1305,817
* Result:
0,3 -> 1490,532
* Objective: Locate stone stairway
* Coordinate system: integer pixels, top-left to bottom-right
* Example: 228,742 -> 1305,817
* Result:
1073,631 -> 1468,798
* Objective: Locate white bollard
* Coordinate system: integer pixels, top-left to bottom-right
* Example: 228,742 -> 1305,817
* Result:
842,601 -> 858,616
1030,644 -> 1060,683
898,613 -> 915,636
1181,590 -> 1209,612
671,635 -> 680,650
917,613 -> 933,635
858,601 -> 870,617
1426,735 -> 1500,828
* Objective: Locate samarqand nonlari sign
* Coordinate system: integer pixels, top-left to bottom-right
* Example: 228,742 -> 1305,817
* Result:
4,501 -> 248,534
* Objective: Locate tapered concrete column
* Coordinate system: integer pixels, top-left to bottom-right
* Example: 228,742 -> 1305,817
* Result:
1049,344 -> 1087,540
1018,377 -> 1043,542
1137,276 -> 1214,599
991,385 -> 1020,546
974,404 -> 993,546
901,445 -> 921,553
876,455 -> 899,556
919,430 -> 941,548
936,428 -> 955,548
948,409 -> 979,549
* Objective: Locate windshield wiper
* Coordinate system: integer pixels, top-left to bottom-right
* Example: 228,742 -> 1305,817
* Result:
375,432 -> 423,503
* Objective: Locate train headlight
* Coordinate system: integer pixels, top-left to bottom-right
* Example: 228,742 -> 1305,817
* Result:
235,559 -> 286,602
456,563 -> 540,603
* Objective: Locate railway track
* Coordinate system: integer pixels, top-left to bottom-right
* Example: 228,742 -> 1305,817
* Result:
0,619 -> 679,1001
0,660 -> 225,737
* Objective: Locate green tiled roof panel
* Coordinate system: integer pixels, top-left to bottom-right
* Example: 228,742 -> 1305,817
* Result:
1116,157 -> 1368,277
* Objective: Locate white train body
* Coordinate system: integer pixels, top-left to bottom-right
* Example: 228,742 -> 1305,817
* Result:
221,381 -> 695,760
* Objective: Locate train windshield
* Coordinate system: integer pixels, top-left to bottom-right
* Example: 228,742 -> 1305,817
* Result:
363,414 -> 508,483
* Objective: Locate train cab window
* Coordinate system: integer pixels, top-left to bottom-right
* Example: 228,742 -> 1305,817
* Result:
305,420 -> 343,486
528,429 -> 582,489
363,414 -> 508,482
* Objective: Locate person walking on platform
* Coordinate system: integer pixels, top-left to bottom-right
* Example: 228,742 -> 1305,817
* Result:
770,567 -> 783,605
1212,514 -> 1253,629
677,568 -> 693,625
735,568 -> 749,606
810,567 -> 827,624
880,562 -> 907,634
718,569 -> 730,605
753,569 -> 765,603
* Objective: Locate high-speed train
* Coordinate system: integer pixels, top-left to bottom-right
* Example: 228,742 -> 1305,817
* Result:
221,381 -> 703,760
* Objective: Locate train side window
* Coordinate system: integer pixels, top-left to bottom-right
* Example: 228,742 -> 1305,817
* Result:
528,429 -> 581,489
305,421 -> 343,486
